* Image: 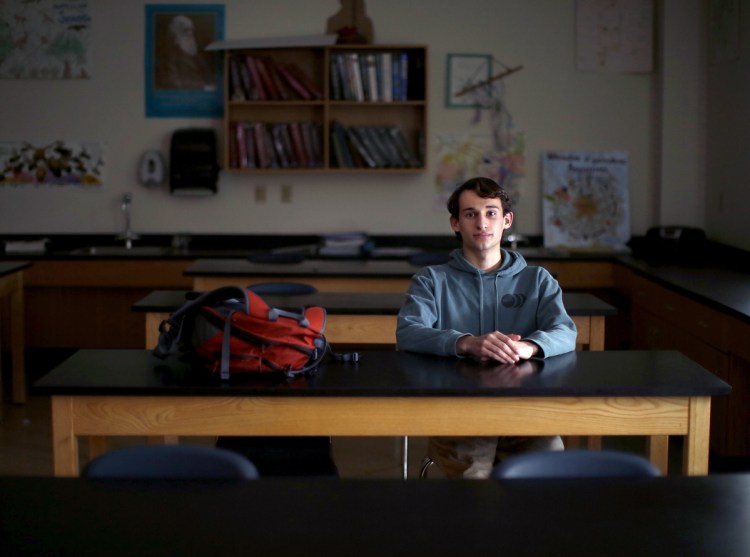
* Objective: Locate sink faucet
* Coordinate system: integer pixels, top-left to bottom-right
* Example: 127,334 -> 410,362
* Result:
116,192 -> 140,249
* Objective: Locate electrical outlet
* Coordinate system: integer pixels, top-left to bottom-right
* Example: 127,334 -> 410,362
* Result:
281,184 -> 293,203
255,185 -> 267,203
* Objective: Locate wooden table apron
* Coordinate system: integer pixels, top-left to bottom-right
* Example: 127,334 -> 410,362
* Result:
49,391 -> 711,477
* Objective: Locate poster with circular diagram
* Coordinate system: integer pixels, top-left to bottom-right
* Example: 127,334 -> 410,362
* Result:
542,151 -> 629,250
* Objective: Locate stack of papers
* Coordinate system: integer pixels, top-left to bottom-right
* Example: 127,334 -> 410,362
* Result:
318,232 -> 371,257
4,238 -> 48,254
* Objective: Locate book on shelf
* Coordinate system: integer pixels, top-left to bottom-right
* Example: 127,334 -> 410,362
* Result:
263,124 -> 281,168
346,53 -> 365,101
229,55 -> 247,100
254,57 -> 282,100
399,52 -> 409,101
234,121 -> 248,167
270,124 -> 292,168
243,124 -> 256,168
330,121 -> 354,167
330,55 -> 343,100
275,62 -> 312,100
286,62 -> 323,100
244,55 -> 267,100
351,126 -> 384,167
346,127 -> 377,168
390,55 -> 400,101
279,124 -> 297,167
300,122 -> 320,167
263,57 -> 291,100
358,126 -> 392,167
333,54 -> 352,100
379,52 -> 392,102
363,53 -> 379,101
388,126 -> 421,167
288,122 -> 309,167
374,126 -> 406,167
252,122 -> 269,168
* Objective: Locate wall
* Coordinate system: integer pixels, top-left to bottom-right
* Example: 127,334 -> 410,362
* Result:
0,0 -> 720,246
706,0 -> 750,251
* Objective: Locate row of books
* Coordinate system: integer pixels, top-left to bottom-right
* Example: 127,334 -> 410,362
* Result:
229,121 -> 324,169
330,121 -> 421,169
229,54 -> 323,101
330,51 -> 425,102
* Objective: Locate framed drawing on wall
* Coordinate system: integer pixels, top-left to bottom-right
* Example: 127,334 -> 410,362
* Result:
145,4 -> 225,118
445,54 -> 491,108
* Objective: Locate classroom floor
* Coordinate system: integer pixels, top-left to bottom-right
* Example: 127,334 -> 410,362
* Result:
2,349 -> 749,478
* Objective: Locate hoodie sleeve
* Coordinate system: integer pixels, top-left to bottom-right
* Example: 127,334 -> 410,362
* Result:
396,270 -> 466,356
522,270 -> 577,358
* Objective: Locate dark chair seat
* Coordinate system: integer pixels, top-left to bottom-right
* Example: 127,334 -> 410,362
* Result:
491,449 -> 661,479
83,445 -> 259,479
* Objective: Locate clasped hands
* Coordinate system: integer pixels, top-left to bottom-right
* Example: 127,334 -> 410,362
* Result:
456,331 -> 539,364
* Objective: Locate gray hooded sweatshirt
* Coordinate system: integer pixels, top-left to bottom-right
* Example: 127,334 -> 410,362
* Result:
396,248 -> 577,358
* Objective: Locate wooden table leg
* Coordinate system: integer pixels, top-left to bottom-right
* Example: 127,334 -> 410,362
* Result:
88,436 -> 109,459
647,435 -> 669,475
683,396 -> 711,475
51,396 -> 80,477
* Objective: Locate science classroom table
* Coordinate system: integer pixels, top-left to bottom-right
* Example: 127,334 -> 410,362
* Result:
186,257 -> 427,293
2,474 -> 749,557
0,261 -> 29,404
134,290 -> 616,351
33,349 -> 730,477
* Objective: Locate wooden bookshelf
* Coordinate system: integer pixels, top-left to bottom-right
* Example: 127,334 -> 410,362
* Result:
222,44 -> 428,173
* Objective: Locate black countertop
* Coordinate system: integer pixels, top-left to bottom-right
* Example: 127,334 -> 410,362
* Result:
3,233 -> 749,323
32,349 -> 729,398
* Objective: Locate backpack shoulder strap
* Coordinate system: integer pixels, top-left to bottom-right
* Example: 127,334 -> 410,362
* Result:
153,286 -> 252,359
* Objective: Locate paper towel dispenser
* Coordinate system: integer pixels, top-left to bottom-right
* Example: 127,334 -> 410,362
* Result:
169,128 -> 220,196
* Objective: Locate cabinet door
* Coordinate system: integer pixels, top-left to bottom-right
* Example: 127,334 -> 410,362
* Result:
628,272 -> 728,352
631,305 -> 731,455
726,356 -> 750,456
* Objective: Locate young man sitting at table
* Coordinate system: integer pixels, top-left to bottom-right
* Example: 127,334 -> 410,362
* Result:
396,176 -> 577,479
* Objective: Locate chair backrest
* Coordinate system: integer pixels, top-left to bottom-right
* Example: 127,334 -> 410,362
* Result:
491,449 -> 661,479
83,445 -> 259,480
247,281 -> 318,296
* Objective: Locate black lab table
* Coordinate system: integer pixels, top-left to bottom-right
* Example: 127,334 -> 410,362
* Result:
33,348 -> 730,477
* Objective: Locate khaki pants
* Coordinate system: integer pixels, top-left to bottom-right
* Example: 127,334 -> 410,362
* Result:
429,436 -> 565,479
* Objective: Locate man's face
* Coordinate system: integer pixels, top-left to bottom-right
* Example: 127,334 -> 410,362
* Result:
450,189 -> 513,255
172,16 -> 198,56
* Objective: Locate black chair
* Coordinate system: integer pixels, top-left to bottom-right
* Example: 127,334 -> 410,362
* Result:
83,445 -> 259,479
491,449 -> 662,479
216,281 -> 338,477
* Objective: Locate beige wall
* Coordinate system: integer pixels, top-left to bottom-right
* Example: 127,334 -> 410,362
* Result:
706,0 -> 750,250
1,1 -> 730,248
